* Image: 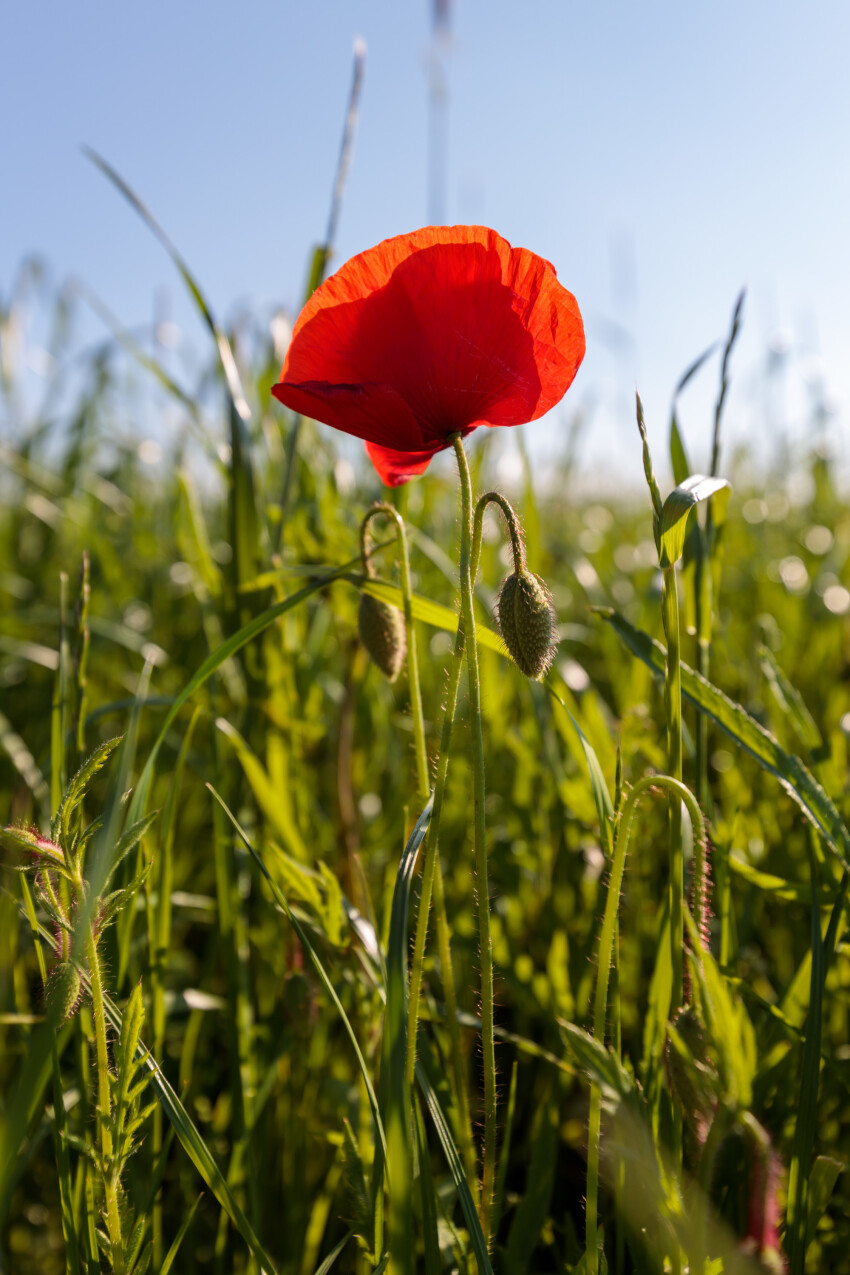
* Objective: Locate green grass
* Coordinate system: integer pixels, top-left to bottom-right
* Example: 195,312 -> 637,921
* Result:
2,187 -> 850,1273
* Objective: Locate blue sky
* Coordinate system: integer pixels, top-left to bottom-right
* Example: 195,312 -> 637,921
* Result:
3,2 -> 849,479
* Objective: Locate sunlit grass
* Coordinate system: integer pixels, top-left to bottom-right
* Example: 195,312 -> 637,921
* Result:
2,161 -> 849,1275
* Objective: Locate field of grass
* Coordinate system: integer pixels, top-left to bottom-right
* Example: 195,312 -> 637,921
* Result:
1,176 -> 849,1275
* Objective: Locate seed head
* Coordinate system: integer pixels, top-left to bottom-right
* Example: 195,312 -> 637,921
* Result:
358,593 -> 406,682
496,568 -> 557,679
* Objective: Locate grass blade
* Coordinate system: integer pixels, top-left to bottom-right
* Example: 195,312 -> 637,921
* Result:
159,1192 -> 202,1275
415,1061 -> 494,1275
126,552 -> 380,825
310,1227 -> 355,1275
206,784 -> 388,1168
84,148 -> 250,422
786,842 -> 825,1273
597,608 -> 850,866
382,799 -> 433,1275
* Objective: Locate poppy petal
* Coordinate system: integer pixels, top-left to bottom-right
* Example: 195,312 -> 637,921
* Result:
271,380 -> 425,452
365,441 -> 441,486
274,225 -> 585,484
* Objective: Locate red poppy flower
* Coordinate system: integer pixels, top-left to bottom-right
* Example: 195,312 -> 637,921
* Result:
272,225 -> 585,485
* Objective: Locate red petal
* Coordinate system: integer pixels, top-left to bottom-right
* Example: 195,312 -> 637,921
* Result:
271,380 -> 424,452
365,440 -> 443,486
275,226 -> 585,479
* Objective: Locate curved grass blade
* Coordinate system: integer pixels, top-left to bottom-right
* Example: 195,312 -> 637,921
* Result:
84,148 -> 250,422
381,799 -> 433,1275
597,608 -> 850,865
126,552 -> 375,825
415,1061 -> 494,1275
206,784 -> 387,1168
545,684 -> 614,855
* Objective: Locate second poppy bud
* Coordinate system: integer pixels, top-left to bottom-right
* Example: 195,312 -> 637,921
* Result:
358,593 -> 407,682
496,567 -> 557,680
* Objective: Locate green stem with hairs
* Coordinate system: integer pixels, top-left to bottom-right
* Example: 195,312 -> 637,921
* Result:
451,434 -> 497,1244
363,504 -> 475,1191
360,504 -> 429,800
662,563 -> 685,1015
405,499 -> 505,1194
405,643 -> 476,1186
85,921 -> 125,1274
585,774 -> 706,1275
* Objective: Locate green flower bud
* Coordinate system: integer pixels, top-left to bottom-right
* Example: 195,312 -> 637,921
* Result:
496,568 -> 557,679
358,593 -> 406,682
46,960 -> 82,1023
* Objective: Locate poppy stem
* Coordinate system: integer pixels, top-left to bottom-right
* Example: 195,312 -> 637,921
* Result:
406,509 -> 495,1192
472,491 -> 527,574
452,434 -> 497,1245
363,503 -> 477,1194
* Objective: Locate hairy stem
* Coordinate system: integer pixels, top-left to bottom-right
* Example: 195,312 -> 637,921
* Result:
452,434 -> 496,1244
586,775 -> 706,1275
85,926 -> 124,1274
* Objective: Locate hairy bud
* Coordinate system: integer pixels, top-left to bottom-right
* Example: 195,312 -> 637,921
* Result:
46,960 -> 82,1023
496,568 -> 557,679
358,593 -> 406,682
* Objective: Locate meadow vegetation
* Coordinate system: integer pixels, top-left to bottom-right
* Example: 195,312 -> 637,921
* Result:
1,187 -> 848,1274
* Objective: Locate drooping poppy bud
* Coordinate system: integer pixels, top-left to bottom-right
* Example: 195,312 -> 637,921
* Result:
358,593 -> 407,682
45,960 -> 82,1023
496,568 -> 557,679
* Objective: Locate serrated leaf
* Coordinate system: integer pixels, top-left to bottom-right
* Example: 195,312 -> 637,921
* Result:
659,476 -> 731,568
98,862 -> 152,932
54,737 -> 123,841
102,810 -> 159,888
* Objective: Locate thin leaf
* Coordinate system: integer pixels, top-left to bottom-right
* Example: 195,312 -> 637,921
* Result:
545,685 -> 614,855
415,1062 -> 494,1275
310,1228 -> 355,1275
759,644 -> 824,754
84,149 -> 251,422
351,575 -> 507,658
381,800 -> 433,1273
126,552 -> 382,826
